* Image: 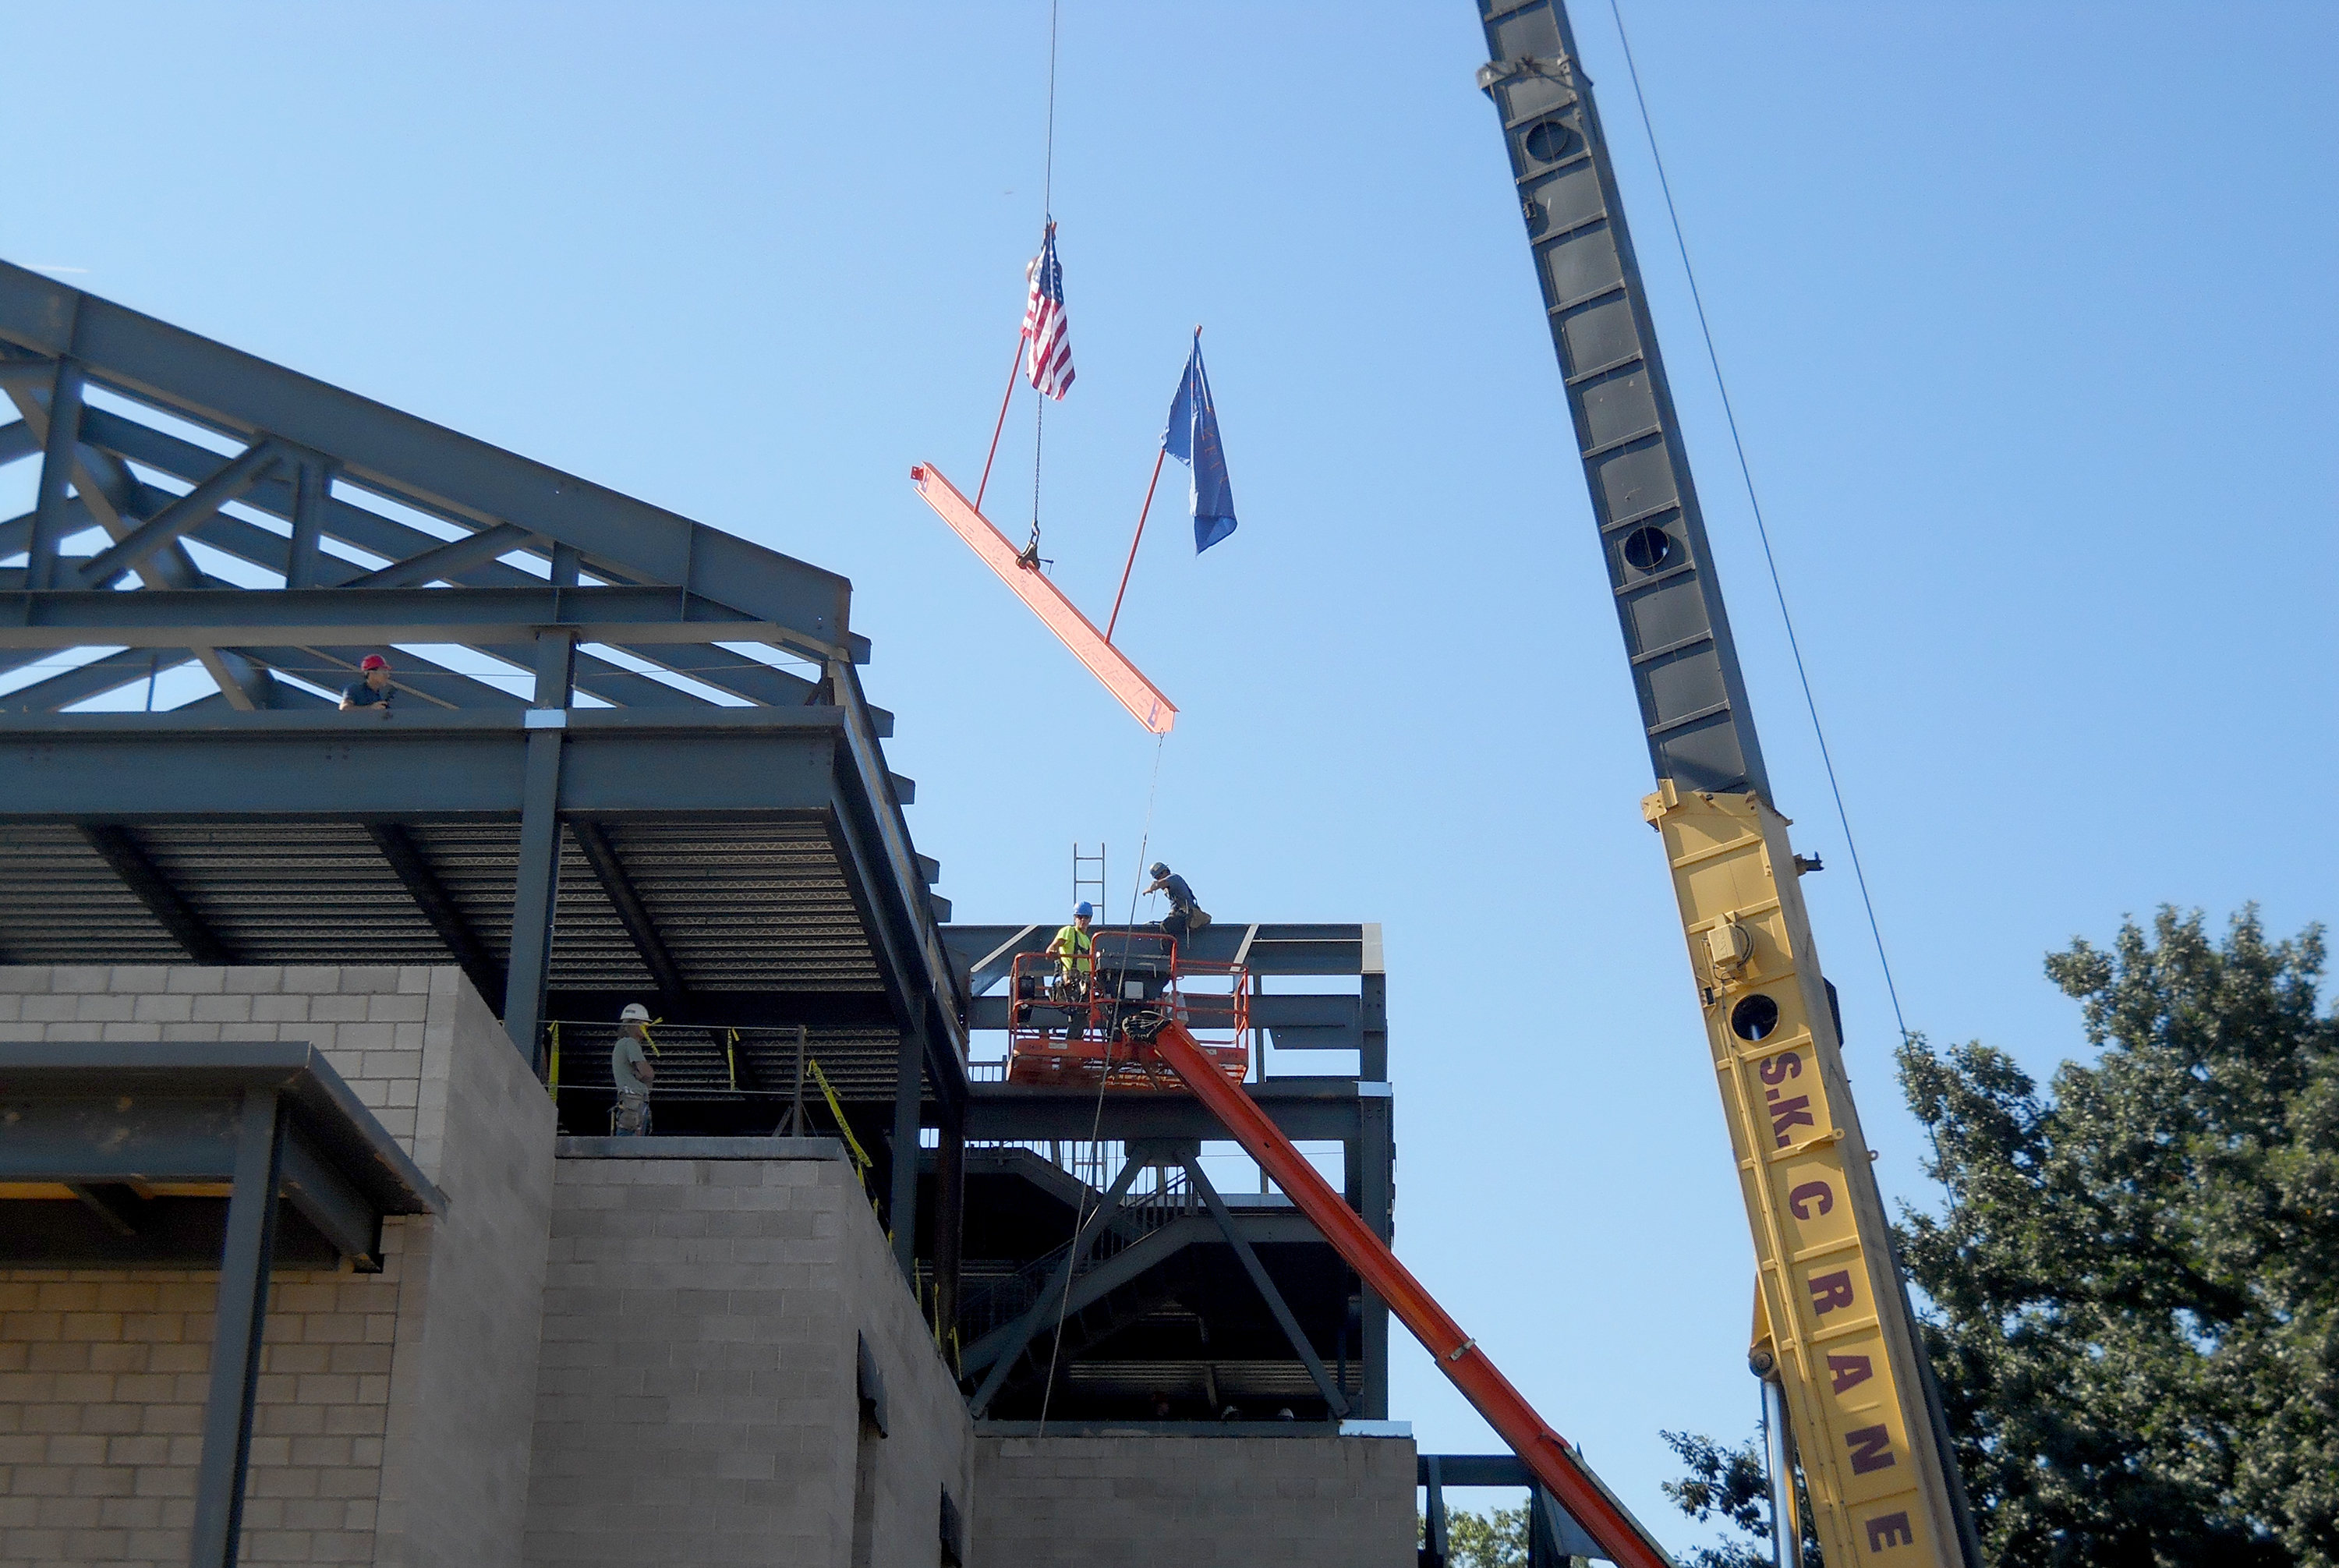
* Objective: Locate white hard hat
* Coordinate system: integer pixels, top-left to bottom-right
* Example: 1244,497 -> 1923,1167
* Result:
619,1003 -> 651,1023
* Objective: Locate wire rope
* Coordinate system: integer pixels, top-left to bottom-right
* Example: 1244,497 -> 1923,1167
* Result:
1026,0 -> 1062,555
1036,727 -> 1166,1434
1605,0 -> 1915,1055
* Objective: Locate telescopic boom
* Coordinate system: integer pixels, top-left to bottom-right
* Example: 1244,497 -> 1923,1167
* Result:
1468,2 -> 1985,1563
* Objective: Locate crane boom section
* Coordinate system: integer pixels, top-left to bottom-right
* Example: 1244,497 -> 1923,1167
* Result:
1143,1018 -> 1679,1568
1470,2 -> 1981,1563
1472,0 -> 1768,800
1647,783 -> 1965,1566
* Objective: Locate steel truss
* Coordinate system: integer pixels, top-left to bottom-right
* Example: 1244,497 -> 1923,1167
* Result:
0,259 -> 964,1281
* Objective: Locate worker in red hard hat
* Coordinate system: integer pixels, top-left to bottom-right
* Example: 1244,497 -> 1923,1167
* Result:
338,654 -> 395,713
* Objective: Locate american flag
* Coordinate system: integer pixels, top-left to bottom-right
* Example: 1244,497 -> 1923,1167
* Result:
1021,225 -> 1074,400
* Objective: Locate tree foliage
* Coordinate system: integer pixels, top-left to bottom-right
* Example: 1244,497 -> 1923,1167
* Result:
1438,1503 -> 1530,1568
1898,905 -> 2339,1566
1667,906 -> 2339,1566
1661,1429 -> 1820,1568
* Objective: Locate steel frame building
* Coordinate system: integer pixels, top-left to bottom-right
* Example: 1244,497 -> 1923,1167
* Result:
1,260 -> 1394,1439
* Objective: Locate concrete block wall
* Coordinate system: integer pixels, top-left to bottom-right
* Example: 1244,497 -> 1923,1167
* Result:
0,1254 -> 405,1566
971,1432 -> 1418,1567
523,1143 -> 974,1568
0,965 -> 555,1568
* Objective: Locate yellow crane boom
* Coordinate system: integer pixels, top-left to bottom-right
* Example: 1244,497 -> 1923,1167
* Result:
1468,2 -> 1986,1561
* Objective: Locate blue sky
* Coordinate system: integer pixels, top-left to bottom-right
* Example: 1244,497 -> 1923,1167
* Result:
6,1 -> 2334,1550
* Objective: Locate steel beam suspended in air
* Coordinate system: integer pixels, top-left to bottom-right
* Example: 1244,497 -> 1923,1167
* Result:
911,462 -> 1177,735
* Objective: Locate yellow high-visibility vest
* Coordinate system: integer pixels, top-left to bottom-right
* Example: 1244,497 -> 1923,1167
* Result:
1052,924 -> 1094,974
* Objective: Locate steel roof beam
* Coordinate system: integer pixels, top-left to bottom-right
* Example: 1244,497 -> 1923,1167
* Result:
0,649 -> 185,712
365,823 -> 507,1006
7,370 -> 280,715
0,264 -> 858,661
0,584 -> 784,647
964,1079 -> 1372,1143
571,820 -> 687,1009
78,438 -> 285,591
0,710 -> 847,817
0,415 -> 38,461
345,522 -> 535,589
51,409 -> 878,717
76,823 -> 235,963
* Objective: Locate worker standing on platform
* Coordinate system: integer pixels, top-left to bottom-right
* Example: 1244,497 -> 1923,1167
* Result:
611,1002 -> 656,1135
1050,903 -> 1096,1043
1145,862 -> 1208,948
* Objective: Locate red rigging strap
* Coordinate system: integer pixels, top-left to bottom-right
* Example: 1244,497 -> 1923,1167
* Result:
911,462 -> 1177,735
1146,1019 -> 1679,1568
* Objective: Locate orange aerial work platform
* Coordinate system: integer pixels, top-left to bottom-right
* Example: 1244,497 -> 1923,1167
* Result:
1118,1011 -> 1680,1568
910,462 -> 1177,734
1003,931 -> 1247,1089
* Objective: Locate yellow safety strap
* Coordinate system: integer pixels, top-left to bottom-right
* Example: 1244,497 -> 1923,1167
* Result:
547,1021 -> 561,1099
725,1028 -> 739,1091
805,1056 -> 874,1175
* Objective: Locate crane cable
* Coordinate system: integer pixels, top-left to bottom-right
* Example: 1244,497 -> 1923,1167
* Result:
1025,0 -> 1062,562
1605,1 -> 1917,1067
1035,727 -> 1167,1435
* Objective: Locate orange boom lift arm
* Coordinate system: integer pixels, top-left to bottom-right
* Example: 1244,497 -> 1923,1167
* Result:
1141,1017 -> 1679,1568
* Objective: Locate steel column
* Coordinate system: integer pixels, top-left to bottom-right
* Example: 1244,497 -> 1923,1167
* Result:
27,359 -> 84,591
935,1114 -> 966,1349
1421,1455 -> 1450,1567
188,1089 -> 285,1568
504,631 -> 575,1066
1359,1085 -> 1394,1419
888,1024 -> 925,1282
286,459 -> 328,589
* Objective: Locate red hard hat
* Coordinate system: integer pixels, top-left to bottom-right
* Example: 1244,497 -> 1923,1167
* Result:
360,655 -> 389,671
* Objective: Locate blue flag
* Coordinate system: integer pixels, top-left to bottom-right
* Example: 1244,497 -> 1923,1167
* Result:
1162,338 -> 1237,553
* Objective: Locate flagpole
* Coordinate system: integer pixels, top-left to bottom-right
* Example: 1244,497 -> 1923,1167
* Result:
975,329 -> 1028,515
1105,448 -> 1167,645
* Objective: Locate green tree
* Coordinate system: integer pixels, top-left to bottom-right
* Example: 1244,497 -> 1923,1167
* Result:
1444,1503 -> 1529,1567
1667,906 -> 2339,1567
1898,905 -> 2337,1566
1661,1429 -> 1819,1568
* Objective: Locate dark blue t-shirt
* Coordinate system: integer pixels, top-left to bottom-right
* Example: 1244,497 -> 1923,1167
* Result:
1159,872 -> 1195,911
342,677 -> 394,708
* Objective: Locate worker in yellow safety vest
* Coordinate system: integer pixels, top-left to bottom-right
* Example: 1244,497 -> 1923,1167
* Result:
1049,902 -> 1095,1043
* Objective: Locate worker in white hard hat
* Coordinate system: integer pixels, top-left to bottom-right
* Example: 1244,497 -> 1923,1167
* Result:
612,1002 -> 656,1135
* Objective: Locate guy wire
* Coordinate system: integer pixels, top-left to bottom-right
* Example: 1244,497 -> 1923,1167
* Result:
1605,0 -> 1916,1063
